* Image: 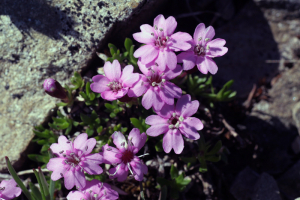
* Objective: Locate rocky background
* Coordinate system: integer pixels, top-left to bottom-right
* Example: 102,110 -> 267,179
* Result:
1,0 -> 300,199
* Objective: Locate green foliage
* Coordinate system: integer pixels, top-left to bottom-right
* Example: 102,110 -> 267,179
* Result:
157,165 -> 191,199
104,101 -> 124,118
197,134 -> 223,173
49,110 -> 74,135
188,75 -> 236,107
80,110 -> 102,136
130,117 -> 149,133
79,82 -> 101,106
105,38 -> 138,68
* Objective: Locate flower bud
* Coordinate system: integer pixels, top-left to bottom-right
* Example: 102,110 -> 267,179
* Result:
43,78 -> 68,101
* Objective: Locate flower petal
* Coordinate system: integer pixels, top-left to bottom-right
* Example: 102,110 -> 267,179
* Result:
146,124 -> 169,137
128,78 -> 149,97
164,50 -> 177,70
175,94 -> 191,115
207,38 -> 228,57
164,16 -> 177,36
193,23 -> 206,43
160,82 -> 182,102
82,160 -> 103,175
204,57 -> 218,74
74,169 -> 86,189
182,100 -> 199,118
101,88 -> 128,101
109,165 -> 128,182
134,45 -> 158,64
67,191 -> 85,200
64,170 -> 75,190
164,64 -> 182,80
156,103 -> 174,118
121,65 -> 140,87
155,52 -> 167,71
177,52 -> 197,71
90,75 -> 110,93
179,118 -> 202,140
74,133 -> 88,150
47,158 -> 67,180
0,179 -> 22,199
141,89 -> 154,110
102,144 -> 121,164
204,26 -> 215,40
104,60 -> 121,81
153,14 -> 165,30
163,130 -> 173,153
85,153 -> 104,165
131,160 -> 148,181
145,115 -> 168,125
196,56 -> 207,74
128,128 -> 146,152
112,131 -> 127,149
170,32 -> 192,51
141,24 -> 154,33
172,129 -> 184,154
50,135 -> 72,156
133,32 -> 155,44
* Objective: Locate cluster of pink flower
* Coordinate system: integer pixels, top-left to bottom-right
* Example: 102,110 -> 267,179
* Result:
38,14 -> 227,200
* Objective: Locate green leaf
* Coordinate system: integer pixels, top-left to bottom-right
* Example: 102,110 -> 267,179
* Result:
33,169 -> 46,200
124,38 -> 133,51
170,165 -> 179,179
86,128 -> 94,136
155,139 -> 163,152
29,182 -> 42,200
5,157 -> 32,200
49,176 -> 55,200
97,126 -> 103,134
130,118 -> 146,132
205,155 -> 221,162
38,168 -> 50,200
28,154 -> 50,164
207,140 -> 222,155
80,113 -> 92,124
108,43 -> 118,56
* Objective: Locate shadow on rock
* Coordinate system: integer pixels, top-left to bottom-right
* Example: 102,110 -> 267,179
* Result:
0,0 -> 78,39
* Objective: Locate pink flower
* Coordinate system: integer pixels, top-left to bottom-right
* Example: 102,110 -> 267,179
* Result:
177,23 -> 228,74
90,60 -> 140,101
128,60 -> 182,110
66,180 -> 118,200
0,179 -> 21,200
133,14 -> 192,71
43,78 -> 68,101
145,95 -> 203,154
102,129 -> 148,182
47,133 -> 103,190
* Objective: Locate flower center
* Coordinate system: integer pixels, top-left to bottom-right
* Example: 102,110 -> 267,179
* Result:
147,68 -> 165,87
83,190 -> 104,200
107,81 -> 122,92
194,37 -> 210,56
168,113 -> 184,129
151,26 -> 170,49
64,152 -> 81,167
121,149 -> 134,164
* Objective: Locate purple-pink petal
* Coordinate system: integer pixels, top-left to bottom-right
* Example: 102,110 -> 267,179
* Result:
128,78 -> 148,97
153,14 -> 165,30
74,169 -> 86,189
64,170 -> 76,190
140,24 -> 154,33
164,16 -> 177,36
142,89 -> 155,110
172,129 -> 184,154
162,130 -> 173,153
193,23 -> 206,43
85,153 -> 104,165
82,160 -> 103,175
161,82 -> 182,99
130,161 -> 148,181
164,50 -> 177,70
181,100 -> 199,118
102,145 -> 121,164
47,158 -> 67,180
146,124 -> 169,137
156,103 -> 174,118
177,52 -> 197,71
170,32 -> 193,51
90,75 -> 110,93
109,165 -> 128,182
101,88 -> 128,101
164,64 -> 183,80
145,115 -> 167,125
50,135 -> 72,155
133,32 -> 155,44
120,65 -> 140,87
128,128 -> 147,152
155,52 -> 167,71
134,45 -> 158,65
112,131 -> 127,149
175,94 -> 192,116
0,179 -> 22,199
204,26 -> 215,40
104,60 -> 121,81
204,57 -> 218,75
73,133 -> 88,150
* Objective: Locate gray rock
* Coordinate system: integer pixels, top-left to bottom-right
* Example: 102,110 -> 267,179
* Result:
230,167 -> 260,200
278,160 -> 300,199
0,0 -> 165,171
251,173 -> 282,200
